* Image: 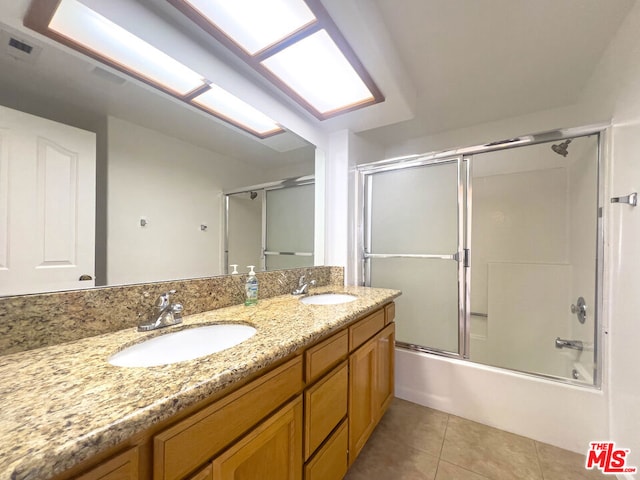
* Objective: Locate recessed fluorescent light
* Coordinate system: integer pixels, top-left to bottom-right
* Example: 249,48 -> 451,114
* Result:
181,0 -> 316,55
192,85 -> 282,137
261,29 -> 374,115
49,0 -> 205,96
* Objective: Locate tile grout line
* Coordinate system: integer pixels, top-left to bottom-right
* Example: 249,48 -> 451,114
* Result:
438,413 -> 451,459
432,414 -> 452,480
534,440 -> 546,480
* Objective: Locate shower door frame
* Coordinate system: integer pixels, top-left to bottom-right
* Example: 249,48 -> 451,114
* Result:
358,125 -> 607,388
360,155 -> 471,359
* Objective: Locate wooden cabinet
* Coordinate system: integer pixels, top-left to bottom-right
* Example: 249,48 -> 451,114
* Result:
74,448 -> 138,480
304,361 -> 348,460
304,421 -> 348,480
348,322 -> 395,466
56,302 -> 395,480
305,330 -> 348,383
212,397 -> 302,480
375,323 -> 395,419
154,356 -> 303,480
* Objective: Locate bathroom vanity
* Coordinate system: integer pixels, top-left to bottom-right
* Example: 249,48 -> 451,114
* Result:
0,285 -> 399,480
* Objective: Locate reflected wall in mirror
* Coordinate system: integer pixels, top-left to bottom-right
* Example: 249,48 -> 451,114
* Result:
225,178 -> 315,273
0,8 -> 317,297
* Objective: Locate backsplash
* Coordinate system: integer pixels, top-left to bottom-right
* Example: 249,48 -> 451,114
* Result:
0,266 -> 344,356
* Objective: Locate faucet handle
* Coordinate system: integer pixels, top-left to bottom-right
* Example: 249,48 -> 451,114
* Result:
155,289 -> 177,308
298,275 -> 306,286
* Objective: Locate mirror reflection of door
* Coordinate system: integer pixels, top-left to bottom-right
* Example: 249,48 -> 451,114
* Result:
0,105 -> 96,296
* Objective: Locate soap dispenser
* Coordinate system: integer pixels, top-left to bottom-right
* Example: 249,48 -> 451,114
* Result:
244,266 -> 259,306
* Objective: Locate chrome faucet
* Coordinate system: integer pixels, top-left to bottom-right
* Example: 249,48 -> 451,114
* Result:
555,337 -> 583,351
138,290 -> 183,332
292,275 -> 316,295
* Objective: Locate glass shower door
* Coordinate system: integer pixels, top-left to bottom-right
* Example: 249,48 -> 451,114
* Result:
264,183 -> 314,270
364,157 -> 467,357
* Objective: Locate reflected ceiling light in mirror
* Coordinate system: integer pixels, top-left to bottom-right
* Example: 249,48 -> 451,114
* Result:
261,29 -> 374,115
182,0 -> 316,55
48,0 -> 205,96
191,85 -> 283,137
24,0 -> 286,139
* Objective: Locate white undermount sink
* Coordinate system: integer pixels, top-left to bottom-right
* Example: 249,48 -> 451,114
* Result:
109,324 -> 256,367
300,293 -> 357,305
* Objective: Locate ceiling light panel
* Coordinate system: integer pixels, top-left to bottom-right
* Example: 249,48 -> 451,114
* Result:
261,29 -> 374,114
192,85 -> 282,137
182,0 -> 316,55
49,0 -> 205,96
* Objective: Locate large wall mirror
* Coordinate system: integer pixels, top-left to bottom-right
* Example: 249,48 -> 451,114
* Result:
0,2 -> 319,297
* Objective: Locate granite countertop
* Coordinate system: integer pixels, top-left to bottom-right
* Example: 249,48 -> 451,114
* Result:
0,285 -> 400,480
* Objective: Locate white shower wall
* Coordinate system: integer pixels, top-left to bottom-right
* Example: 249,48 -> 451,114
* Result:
470,165 -> 571,375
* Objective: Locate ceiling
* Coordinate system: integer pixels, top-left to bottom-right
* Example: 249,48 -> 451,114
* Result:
0,0 -> 636,161
360,0 -> 636,147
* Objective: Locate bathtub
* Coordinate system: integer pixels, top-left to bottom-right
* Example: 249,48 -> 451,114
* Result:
394,347 -> 607,454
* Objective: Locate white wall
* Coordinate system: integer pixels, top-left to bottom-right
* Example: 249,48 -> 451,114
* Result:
579,1 -> 640,472
470,164 -> 570,373
106,117 -> 268,285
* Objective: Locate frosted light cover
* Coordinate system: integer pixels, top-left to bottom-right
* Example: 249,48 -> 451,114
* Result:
192,85 -> 282,136
49,0 -> 205,95
261,30 -> 374,114
183,0 -> 316,55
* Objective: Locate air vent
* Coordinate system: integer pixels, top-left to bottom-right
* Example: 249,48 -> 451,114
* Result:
9,37 -> 33,54
1,29 -> 42,63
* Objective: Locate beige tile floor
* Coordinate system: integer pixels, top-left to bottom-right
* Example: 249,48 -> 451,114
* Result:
344,398 -> 608,480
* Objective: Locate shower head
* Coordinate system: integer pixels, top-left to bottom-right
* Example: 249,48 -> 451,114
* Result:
551,139 -> 572,157
249,191 -> 258,200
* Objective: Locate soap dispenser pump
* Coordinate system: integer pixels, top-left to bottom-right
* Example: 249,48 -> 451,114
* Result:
244,266 -> 258,306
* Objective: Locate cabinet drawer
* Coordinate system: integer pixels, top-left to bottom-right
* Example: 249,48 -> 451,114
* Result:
154,356 -> 303,480
349,308 -> 385,351
305,330 -> 348,383
385,302 -> 395,325
304,361 -> 348,460
75,447 -> 138,480
304,420 -> 348,480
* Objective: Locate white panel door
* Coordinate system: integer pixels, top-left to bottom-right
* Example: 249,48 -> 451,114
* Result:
0,105 -> 96,296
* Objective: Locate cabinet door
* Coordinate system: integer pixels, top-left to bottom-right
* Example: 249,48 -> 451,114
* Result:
212,396 -> 302,480
74,447 -> 138,480
348,338 -> 376,466
374,323 -> 395,420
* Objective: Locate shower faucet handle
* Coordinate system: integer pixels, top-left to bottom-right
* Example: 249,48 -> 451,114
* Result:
610,192 -> 637,207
